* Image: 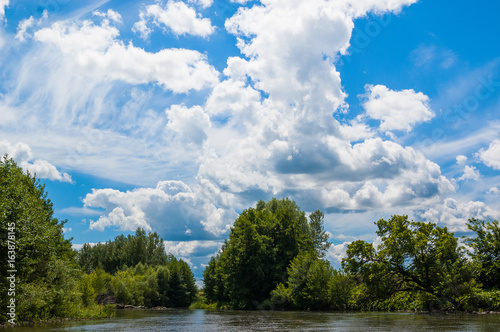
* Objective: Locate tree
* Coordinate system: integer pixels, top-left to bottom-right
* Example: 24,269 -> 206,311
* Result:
308,210 -> 331,258
203,198 -> 331,308
342,215 -> 469,310
0,156 -> 92,322
465,218 -> 500,289
165,257 -> 197,307
271,251 -> 333,310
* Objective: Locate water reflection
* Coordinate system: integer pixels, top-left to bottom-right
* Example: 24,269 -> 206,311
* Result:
5,309 -> 500,331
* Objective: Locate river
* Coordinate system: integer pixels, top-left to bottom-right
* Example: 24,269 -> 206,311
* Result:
5,309 -> 500,331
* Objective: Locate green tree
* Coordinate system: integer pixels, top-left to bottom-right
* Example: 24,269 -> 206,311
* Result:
165,257 -> 197,307
342,215 -> 469,311
0,156 -> 109,323
308,210 -> 331,258
465,218 -> 500,289
203,198 -> 331,309
272,251 -> 333,310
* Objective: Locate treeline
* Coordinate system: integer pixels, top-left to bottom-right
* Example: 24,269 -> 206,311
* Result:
76,229 -> 197,308
0,157 -> 197,325
78,229 -> 168,274
202,198 -> 500,312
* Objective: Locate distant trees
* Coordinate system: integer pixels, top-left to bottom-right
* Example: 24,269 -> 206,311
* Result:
76,231 -> 197,308
77,228 -> 168,274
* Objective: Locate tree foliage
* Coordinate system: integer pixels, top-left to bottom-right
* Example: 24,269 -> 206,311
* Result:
342,215 -> 472,311
0,156 -> 112,323
203,198 -> 333,309
465,218 -> 500,289
77,228 -> 168,274
77,232 -> 197,308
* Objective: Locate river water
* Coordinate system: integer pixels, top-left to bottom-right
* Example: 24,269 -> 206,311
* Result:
6,309 -> 500,331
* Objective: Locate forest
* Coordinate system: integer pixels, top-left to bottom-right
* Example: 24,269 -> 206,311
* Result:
2,155 -> 500,326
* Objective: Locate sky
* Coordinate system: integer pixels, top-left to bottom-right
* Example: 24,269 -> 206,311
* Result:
1,0 -> 500,279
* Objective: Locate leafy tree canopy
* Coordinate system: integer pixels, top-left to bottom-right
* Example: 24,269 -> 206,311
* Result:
465,218 -> 500,289
342,215 -> 470,309
203,198 -> 331,309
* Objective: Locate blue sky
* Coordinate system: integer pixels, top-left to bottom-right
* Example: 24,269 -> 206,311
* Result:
1,0 -> 500,277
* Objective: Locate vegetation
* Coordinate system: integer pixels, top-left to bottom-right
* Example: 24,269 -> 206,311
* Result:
0,156 -> 197,326
203,198 -> 336,309
0,156 -> 114,324
202,199 -> 500,312
78,228 -> 168,274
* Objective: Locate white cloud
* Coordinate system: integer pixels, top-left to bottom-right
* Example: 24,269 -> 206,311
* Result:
92,9 -> 122,23
34,19 -> 219,93
342,0 -> 418,17
15,16 -> 35,41
0,0 -> 8,21
488,187 -> 499,195
83,181 -> 238,239
418,198 -> 500,232
133,1 -> 214,40
190,0 -> 452,219
478,139 -> 500,170
166,104 -> 211,146
72,242 -> 102,250
163,240 -> 222,258
459,165 -> 480,182
0,141 -> 73,183
456,155 -> 467,165
362,84 -> 435,132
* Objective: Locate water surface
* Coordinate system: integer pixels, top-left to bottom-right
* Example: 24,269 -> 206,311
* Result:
6,309 -> 500,331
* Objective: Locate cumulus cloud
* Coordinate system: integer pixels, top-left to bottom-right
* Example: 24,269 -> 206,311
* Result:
166,104 -> 211,146
418,198 -> 500,232
478,139 -> 500,170
362,84 -> 435,132
133,1 -> 214,40
456,155 -> 467,165
326,242 -> 351,267
83,180 -> 238,239
191,0 -> 452,219
0,141 -> 73,182
164,240 -> 222,258
488,187 -> 499,195
459,165 -> 480,182
34,19 -> 219,93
